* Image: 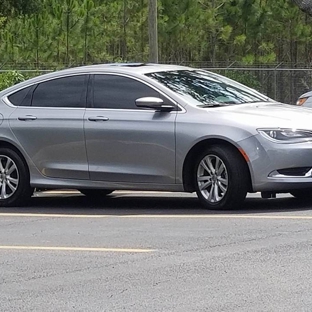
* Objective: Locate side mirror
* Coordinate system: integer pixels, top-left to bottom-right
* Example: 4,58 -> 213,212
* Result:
135,97 -> 176,111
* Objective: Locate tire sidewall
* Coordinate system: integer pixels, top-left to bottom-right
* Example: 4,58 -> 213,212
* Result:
0,148 -> 31,207
194,145 -> 248,210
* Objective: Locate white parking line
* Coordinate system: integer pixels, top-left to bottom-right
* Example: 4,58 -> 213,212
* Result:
0,213 -> 312,219
0,245 -> 155,253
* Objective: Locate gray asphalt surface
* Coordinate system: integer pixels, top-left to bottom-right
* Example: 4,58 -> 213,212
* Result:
1,191 -> 312,311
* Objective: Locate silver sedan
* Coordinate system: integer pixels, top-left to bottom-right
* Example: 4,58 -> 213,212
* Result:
1,63 -> 312,209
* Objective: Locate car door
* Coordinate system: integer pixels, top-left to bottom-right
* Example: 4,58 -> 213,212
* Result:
9,74 -> 89,180
84,74 -> 177,184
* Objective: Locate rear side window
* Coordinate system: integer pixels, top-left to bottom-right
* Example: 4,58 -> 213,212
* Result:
32,75 -> 87,108
8,86 -> 33,106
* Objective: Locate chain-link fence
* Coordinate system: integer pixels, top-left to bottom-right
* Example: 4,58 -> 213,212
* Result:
208,67 -> 312,105
292,0 -> 312,16
1,63 -> 312,104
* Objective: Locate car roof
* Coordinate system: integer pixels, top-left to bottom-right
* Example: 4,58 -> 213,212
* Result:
0,63 -> 194,95
58,63 -> 193,75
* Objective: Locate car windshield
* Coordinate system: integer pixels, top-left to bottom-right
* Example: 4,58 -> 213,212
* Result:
146,70 -> 271,107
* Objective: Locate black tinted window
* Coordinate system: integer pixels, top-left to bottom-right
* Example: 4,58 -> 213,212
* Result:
93,75 -> 160,109
32,75 -> 87,108
8,86 -> 33,106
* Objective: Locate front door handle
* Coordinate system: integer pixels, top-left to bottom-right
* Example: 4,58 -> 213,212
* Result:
88,116 -> 109,122
18,115 -> 37,121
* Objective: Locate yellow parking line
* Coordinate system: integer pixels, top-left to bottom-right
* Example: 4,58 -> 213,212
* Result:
0,245 -> 155,253
1,213 -> 312,219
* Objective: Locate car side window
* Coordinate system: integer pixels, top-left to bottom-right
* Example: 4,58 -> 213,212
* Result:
32,75 -> 87,108
93,74 -> 162,109
8,86 -> 34,106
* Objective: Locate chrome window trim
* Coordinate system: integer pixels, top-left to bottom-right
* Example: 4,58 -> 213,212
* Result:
2,71 -> 186,113
85,107 -> 179,114
4,105 -> 86,111
3,96 -> 20,108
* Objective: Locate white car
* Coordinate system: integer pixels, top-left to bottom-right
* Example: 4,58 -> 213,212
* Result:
2,63 -> 312,210
296,90 -> 312,107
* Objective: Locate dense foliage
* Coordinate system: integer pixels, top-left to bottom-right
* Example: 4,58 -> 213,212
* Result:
292,0 -> 312,16
0,71 -> 27,91
0,0 -> 311,69
0,0 -> 39,16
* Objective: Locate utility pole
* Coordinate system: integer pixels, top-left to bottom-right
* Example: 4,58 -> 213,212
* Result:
148,0 -> 158,63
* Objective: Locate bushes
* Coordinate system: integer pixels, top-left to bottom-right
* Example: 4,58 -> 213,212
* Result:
0,71 -> 27,91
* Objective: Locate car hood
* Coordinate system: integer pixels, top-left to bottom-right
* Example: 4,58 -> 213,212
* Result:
209,102 -> 312,131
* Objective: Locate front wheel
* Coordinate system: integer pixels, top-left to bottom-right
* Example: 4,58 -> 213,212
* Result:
0,148 -> 33,207
194,145 -> 249,210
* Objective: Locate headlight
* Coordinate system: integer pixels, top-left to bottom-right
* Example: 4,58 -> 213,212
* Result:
258,128 -> 312,143
296,97 -> 308,106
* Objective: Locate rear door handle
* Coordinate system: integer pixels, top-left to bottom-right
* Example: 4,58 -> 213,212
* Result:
18,115 -> 37,121
88,116 -> 109,122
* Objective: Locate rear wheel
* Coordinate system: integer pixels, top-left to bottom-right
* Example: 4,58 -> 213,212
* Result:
194,145 -> 248,210
79,189 -> 114,197
0,148 -> 33,207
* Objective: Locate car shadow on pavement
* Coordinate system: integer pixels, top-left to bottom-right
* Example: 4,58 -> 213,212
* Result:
1,191 -> 312,215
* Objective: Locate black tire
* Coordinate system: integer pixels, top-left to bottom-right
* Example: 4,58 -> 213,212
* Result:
79,189 -> 114,197
290,189 -> 312,200
194,145 -> 248,210
0,148 -> 33,207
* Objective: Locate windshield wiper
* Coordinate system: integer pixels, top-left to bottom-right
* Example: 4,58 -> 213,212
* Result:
247,100 -> 269,103
198,103 -> 231,108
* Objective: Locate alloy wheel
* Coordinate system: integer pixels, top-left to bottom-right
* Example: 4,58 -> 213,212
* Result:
0,155 -> 19,199
197,154 -> 228,203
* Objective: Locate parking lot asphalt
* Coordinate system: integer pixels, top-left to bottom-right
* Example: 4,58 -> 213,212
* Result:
1,191 -> 312,311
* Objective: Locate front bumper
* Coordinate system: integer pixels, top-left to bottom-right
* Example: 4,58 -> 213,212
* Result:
239,134 -> 312,192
